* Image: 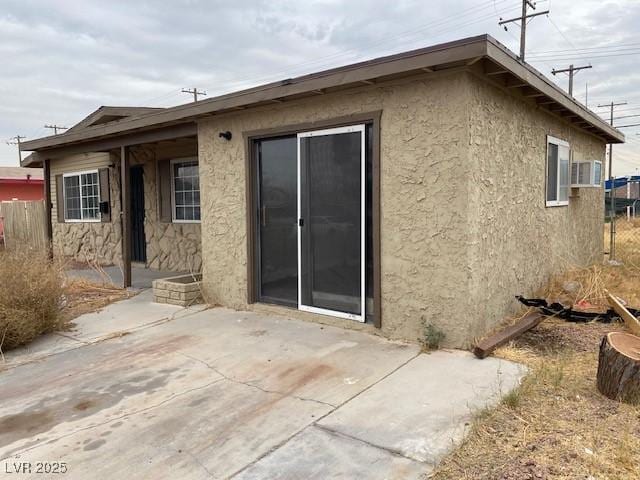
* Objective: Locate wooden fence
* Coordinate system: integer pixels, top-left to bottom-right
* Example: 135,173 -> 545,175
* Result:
0,200 -> 48,251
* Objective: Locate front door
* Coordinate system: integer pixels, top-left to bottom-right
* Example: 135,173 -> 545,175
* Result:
130,165 -> 146,263
298,125 -> 365,321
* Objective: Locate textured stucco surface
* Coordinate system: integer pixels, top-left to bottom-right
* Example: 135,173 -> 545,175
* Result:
198,70 -> 607,348
464,72 -> 606,341
198,72 -> 472,345
51,153 -> 122,265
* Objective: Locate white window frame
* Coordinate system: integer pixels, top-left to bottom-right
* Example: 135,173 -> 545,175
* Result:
170,157 -> 200,224
62,169 -> 101,223
571,159 -> 603,187
546,135 -> 570,207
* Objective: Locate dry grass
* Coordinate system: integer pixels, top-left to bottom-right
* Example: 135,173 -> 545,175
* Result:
606,218 -> 640,267
60,278 -> 132,324
430,264 -> 640,480
0,250 -> 131,354
0,250 -> 64,352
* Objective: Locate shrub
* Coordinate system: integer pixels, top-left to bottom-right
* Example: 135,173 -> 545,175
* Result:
423,321 -> 446,350
0,249 -> 64,351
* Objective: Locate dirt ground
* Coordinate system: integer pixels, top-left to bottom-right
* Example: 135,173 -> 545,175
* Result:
430,264 -> 640,480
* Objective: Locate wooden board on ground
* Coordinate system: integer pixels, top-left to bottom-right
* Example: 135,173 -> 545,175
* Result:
606,291 -> 640,336
597,331 -> 640,404
474,312 -> 544,359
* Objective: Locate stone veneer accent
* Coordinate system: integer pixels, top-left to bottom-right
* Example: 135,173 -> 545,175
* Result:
51,147 -> 202,273
136,148 -> 202,272
51,157 -> 122,266
152,274 -> 203,306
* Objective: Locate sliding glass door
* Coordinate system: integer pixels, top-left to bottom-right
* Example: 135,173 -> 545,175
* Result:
297,125 -> 365,321
256,136 -> 298,305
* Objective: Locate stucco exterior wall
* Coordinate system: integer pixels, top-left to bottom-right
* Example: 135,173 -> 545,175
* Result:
50,152 -> 123,266
464,72 -> 606,340
198,72 -> 473,345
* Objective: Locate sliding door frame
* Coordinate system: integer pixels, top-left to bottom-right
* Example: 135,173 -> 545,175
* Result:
244,110 -> 382,328
297,124 -> 366,322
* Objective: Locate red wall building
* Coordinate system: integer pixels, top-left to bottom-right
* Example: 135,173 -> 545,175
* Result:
0,166 -> 44,237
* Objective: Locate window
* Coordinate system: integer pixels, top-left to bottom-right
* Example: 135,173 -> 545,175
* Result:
546,136 -> 570,207
594,161 -> 602,185
171,158 -> 200,222
63,171 -> 100,221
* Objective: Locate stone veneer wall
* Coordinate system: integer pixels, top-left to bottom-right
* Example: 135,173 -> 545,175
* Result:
132,146 -> 202,272
50,152 -> 123,266
50,147 -> 202,273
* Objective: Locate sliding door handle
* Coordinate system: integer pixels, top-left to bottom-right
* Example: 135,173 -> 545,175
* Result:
260,206 -> 267,226
298,218 -> 304,227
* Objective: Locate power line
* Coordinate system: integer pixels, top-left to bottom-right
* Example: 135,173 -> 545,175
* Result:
200,1 -> 522,98
181,88 -> 207,103
498,0 -> 550,61
44,124 -> 68,135
551,64 -> 592,97
598,100 -> 627,257
5,135 -> 26,164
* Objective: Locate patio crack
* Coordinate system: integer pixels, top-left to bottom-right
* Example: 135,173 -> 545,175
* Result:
180,353 -> 337,409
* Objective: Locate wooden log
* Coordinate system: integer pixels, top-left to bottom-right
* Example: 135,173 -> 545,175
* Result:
597,332 -> 640,404
474,313 -> 544,359
606,291 -> 640,336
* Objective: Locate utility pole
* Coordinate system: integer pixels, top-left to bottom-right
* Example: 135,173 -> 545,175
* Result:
181,87 -> 207,103
598,101 -> 627,260
44,124 -> 68,135
585,82 -> 588,107
499,0 -> 550,62
551,64 -> 592,97
6,135 -> 26,164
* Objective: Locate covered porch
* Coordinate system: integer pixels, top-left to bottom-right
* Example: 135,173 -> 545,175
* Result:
25,121 -> 200,289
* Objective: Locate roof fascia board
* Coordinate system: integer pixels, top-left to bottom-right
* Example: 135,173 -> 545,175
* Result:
31,122 -> 197,161
485,41 -> 624,143
22,38 -> 488,151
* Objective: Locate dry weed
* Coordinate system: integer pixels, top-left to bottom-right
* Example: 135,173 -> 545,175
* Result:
0,249 -> 64,352
431,264 -> 640,480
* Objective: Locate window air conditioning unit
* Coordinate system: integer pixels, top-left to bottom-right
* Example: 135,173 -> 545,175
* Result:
571,160 -> 602,187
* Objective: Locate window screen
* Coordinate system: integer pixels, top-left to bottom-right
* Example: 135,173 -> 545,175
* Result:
173,160 -> 200,221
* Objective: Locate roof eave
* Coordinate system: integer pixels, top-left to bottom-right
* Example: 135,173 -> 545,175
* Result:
20,34 -> 623,152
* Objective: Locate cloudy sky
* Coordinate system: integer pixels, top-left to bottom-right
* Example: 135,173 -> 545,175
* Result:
1,0 -> 639,175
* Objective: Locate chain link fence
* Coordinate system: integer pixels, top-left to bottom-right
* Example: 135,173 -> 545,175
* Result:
606,178 -> 640,265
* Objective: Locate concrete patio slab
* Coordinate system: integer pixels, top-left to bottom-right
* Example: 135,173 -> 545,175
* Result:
317,350 -> 526,465
66,289 -> 207,343
0,293 -> 525,479
235,426 -> 427,480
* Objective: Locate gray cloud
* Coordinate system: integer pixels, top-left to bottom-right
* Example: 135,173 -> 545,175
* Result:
1,0 -> 638,174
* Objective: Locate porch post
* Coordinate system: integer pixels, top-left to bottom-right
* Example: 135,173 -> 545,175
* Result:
43,158 -> 53,259
120,146 -> 132,288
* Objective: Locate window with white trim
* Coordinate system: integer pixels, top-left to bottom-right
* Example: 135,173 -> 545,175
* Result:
546,136 -> 570,207
171,159 -> 200,222
63,171 -> 100,221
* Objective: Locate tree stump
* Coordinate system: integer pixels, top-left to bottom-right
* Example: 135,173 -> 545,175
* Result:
597,332 -> 640,404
